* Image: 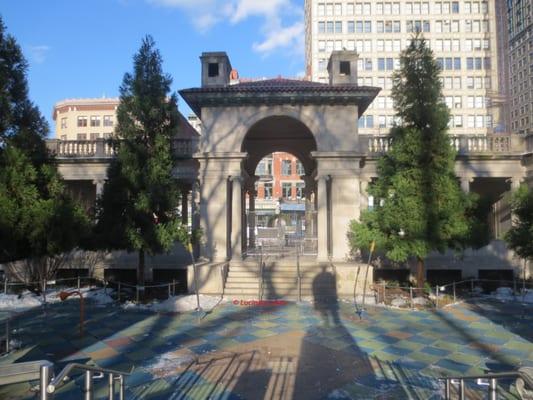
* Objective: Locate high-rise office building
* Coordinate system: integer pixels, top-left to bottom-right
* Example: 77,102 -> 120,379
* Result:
508,0 -> 533,134
304,0 -> 508,136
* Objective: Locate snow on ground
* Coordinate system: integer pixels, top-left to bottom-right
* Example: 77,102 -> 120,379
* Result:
147,351 -> 196,378
0,287 -> 115,312
489,287 -> 533,304
122,294 -> 225,313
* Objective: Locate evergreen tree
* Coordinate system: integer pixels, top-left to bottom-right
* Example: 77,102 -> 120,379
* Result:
349,35 -> 472,287
0,16 -> 89,267
505,185 -> 533,265
94,36 -> 188,289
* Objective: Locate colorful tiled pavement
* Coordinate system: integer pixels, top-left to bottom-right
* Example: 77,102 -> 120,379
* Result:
0,298 -> 531,399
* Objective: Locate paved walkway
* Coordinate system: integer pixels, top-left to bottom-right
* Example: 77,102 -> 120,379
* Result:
0,297 -> 531,399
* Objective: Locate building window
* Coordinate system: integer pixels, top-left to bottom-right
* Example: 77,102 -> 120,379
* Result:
296,160 -> 305,175
77,133 -> 87,140
318,3 -> 325,16
90,132 -> 100,140
318,21 -> 325,33
264,183 -> 273,199
208,63 -> 219,77
335,21 -> 342,33
296,182 -> 305,199
340,61 -> 351,75
281,160 -> 292,176
327,21 -> 334,33
77,116 -> 88,127
103,115 -> 113,127
61,118 -> 67,129
282,183 -> 292,199
347,21 -> 355,33
90,116 -> 101,127
60,135 -> 67,141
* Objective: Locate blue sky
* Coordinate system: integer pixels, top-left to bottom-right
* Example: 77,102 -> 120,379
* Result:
1,0 -> 305,135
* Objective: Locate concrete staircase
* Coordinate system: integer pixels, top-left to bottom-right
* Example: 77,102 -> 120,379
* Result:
223,261 -> 335,300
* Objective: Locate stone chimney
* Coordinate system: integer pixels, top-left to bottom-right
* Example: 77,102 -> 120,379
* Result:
200,52 -> 232,87
327,50 -> 358,85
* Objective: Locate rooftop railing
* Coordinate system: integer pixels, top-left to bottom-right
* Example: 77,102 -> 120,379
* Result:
360,134 -> 529,155
46,138 -> 198,159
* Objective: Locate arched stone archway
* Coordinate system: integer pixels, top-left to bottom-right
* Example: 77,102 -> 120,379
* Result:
240,116 -> 318,256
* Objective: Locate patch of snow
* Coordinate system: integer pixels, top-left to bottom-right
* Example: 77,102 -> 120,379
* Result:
147,351 -> 196,378
153,295 -> 225,313
121,294 -> 225,313
391,297 -> 408,307
412,297 -> 430,306
0,291 -> 42,311
0,287 -> 114,312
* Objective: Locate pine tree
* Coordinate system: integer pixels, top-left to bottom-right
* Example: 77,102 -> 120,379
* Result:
94,36 -> 188,289
0,16 -> 89,268
349,35 -> 472,287
505,185 -> 533,264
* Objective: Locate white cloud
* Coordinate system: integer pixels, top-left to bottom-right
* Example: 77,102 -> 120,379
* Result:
27,45 -> 51,64
146,0 -> 303,55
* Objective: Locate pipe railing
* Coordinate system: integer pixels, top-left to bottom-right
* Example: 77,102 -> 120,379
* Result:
440,367 -> 533,400
41,362 -> 130,400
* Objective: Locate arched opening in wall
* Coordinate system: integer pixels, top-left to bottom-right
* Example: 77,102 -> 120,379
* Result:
241,116 -> 318,256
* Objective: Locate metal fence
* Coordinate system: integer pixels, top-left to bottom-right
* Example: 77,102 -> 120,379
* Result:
372,278 -> 533,309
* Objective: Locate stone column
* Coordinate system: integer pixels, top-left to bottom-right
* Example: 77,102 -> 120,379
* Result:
460,177 -> 473,193
302,175 -> 316,238
248,189 -> 256,249
331,175 -> 361,261
360,179 -> 370,210
231,176 -> 243,260
317,175 -> 329,261
510,176 -> 522,191
93,179 -> 105,198
191,181 -> 200,257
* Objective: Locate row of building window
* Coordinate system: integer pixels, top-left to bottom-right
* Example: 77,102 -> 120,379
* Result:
317,19 -> 489,34
317,38 -> 490,53
316,1 -> 487,16
366,95 -> 489,111
358,114 -> 493,129
60,132 -> 113,141
73,115 -> 114,128
256,159 -> 305,177
318,57 -> 491,72
338,76 -> 491,92
258,182 -> 306,200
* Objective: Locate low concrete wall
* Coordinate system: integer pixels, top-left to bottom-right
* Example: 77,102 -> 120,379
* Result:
187,261 -> 227,295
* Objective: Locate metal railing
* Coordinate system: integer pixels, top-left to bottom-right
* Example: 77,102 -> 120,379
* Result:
372,278 -> 533,309
41,362 -> 130,400
440,367 -> 533,400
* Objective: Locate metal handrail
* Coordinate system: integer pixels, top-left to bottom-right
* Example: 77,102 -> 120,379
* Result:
42,362 -> 131,400
440,368 -> 533,400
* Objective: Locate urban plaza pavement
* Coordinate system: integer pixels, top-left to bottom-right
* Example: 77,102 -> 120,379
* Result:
0,294 -> 531,399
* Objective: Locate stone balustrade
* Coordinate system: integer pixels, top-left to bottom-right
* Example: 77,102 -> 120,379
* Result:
360,134 -> 527,156
46,138 -> 198,159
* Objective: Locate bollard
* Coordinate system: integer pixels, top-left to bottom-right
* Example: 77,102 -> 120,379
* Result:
409,287 -> 413,309
40,364 -> 52,400
77,276 -> 81,290
172,279 -> 176,296
108,373 -> 115,400
4,278 -> 7,294
83,370 -> 93,400
453,281 -> 456,303
489,378 -> 497,400
435,285 -> 439,308
118,375 -> 125,400
382,282 -> 386,304
5,317 -> 9,353
117,282 -> 121,303
168,283 -> 171,299
459,378 -> 465,400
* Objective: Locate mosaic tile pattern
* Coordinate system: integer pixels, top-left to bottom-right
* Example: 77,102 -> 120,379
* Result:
0,298 -> 531,399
